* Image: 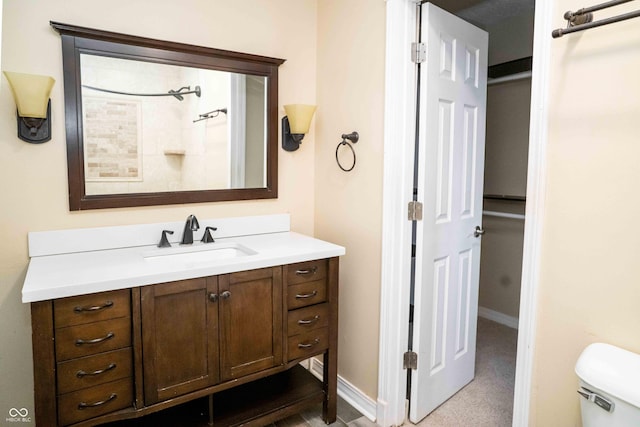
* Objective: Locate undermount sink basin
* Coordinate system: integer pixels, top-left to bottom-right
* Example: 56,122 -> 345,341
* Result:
143,242 -> 257,264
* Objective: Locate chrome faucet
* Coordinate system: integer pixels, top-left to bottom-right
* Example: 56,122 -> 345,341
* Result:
180,214 -> 200,245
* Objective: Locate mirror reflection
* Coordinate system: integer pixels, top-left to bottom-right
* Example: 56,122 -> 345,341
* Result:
80,54 -> 267,196
52,21 -> 283,210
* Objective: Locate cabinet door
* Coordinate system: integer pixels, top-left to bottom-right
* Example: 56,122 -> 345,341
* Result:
141,277 -> 219,404
219,267 -> 283,381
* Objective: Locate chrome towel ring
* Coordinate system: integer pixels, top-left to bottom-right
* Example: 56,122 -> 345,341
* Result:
336,131 -> 359,172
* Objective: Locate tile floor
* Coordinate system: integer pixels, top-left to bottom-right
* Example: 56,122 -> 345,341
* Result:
269,397 -> 377,427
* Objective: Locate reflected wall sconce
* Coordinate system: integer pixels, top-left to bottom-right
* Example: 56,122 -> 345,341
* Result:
3,71 -> 55,143
282,104 -> 317,151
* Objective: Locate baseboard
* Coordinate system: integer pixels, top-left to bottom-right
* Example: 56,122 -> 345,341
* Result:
478,306 -> 519,329
309,358 -> 377,422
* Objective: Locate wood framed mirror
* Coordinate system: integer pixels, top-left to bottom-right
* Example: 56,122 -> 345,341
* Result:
51,22 -> 284,210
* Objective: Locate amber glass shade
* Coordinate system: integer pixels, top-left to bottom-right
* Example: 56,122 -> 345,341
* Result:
3,71 -> 55,118
284,104 -> 317,134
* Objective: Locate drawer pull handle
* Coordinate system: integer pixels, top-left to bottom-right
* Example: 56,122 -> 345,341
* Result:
298,338 -> 320,349
76,363 -> 117,378
296,267 -> 318,276
78,393 -> 117,410
295,290 -> 318,299
75,332 -> 115,346
74,300 -> 114,313
298,315 -> 320,325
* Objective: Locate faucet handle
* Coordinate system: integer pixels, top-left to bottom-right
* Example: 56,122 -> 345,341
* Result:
158,230 -> 174,248
201,226 -> 217,243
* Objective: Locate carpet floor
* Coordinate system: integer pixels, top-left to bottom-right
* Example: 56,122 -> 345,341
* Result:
411,317 -> 518,427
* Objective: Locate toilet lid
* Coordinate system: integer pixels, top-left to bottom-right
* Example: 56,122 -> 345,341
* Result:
575,343 -> 640,408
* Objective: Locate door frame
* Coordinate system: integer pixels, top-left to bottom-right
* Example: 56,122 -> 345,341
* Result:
377,0 -> 554,426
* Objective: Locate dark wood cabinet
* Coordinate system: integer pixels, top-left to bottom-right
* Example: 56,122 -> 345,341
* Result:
219,267 -> 283,381
46,289 -> 134,426
29,258 -> 339,427
141,277 -> 220,404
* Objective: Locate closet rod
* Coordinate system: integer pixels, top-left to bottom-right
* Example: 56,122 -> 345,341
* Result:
552,0 -> 640,38
483,210 -> 526,220
483,194 -> 526,202
488,71 -> 532,86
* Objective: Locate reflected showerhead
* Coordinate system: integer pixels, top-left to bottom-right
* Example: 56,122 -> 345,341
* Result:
169,91 -> 184,101
168,87 -> 188,101
168,86 -> 201,101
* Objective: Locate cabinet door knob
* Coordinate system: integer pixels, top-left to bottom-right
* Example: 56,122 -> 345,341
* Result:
221,290 -> 231,299
208,293 -> 218,302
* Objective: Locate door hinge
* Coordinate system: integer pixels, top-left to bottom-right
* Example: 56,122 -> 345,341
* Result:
411,42 -> 426,64
408,201 -> 423,221
404,351 -> 418,370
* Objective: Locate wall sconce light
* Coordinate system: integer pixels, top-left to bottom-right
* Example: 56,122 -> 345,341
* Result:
282,104 -> 317,151
3,71 -> 55,143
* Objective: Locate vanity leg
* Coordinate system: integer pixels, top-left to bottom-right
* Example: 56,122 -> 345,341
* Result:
323,257 -> 339,423
31,301 -> 57,426
208,394 -> 214,426
323,350 -> 338,423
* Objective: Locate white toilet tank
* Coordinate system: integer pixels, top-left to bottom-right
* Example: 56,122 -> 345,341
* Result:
575,343 -> 640,427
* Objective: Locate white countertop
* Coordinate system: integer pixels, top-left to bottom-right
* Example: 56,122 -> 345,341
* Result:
22,215 -> 345,303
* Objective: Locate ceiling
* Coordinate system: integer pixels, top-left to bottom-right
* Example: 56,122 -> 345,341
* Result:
430,0 -> 535,28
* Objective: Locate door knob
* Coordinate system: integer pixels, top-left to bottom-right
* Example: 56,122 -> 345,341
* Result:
208,293 -> 218,302
221,290 -> 231,300
474,226 -> 485,238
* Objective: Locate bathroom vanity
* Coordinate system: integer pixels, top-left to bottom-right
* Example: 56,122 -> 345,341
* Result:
23,215 -> 344,427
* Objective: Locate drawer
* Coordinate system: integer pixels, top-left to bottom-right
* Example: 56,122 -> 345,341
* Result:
288,328 -> 329,361
287,280 -> 327,310
55,317 -> 131,361
286,260 -> 327,286
54,289 -> 131,328
57,348 -> 133,394
58,377 -> 133,426
288,303 -> 329,337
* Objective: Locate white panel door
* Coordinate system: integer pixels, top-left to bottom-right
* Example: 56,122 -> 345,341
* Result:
409,3 -> 488,422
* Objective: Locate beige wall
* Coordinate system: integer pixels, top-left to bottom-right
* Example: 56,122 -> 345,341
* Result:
315,0 -> 386,399
0,0 -> 317,421
479,78 -> 531,318
479,205 -> 525,319
484,79 -> 531,197
531,1 -> 640,425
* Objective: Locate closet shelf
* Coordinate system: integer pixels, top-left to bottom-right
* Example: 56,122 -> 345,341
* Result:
483,210 -> 525,220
